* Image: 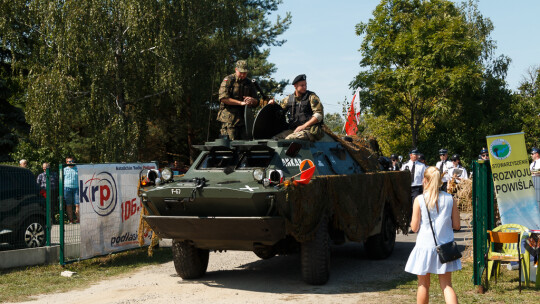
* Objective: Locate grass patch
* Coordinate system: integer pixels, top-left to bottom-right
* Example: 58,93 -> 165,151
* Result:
0,247 -> 172,303
385,261 -> 538,303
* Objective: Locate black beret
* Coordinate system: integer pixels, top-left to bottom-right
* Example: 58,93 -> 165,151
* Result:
292,74 -> 306,85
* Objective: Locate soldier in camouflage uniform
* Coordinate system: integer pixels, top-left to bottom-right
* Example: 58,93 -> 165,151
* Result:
217,60 -> 259,140
269,74 -> 324,141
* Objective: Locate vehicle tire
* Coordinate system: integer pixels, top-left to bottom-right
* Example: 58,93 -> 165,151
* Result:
172,240 -> 209,279
18,216 -> 46,248
253,246 -> 276,260
364,210 -> 396,259
301,217 -> 330,285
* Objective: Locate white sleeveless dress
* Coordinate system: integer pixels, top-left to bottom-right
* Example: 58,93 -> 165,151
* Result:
405,192 -> 462,275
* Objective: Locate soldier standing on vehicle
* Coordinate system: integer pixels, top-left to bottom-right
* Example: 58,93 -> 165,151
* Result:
217,60 -> 259,140
436,148 -> 453,192
269,74 -> 324,141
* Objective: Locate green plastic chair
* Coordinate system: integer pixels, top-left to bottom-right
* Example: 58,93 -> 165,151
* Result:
486,224 -> 531,289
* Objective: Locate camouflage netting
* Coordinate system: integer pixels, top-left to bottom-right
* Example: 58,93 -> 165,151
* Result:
322,125 -> 380,172
277,171 -> 411,242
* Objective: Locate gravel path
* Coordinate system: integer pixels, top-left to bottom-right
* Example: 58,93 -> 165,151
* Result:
12,216 -> 472,304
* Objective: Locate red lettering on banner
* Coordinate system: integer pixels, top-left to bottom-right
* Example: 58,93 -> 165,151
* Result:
100,185 -> 110,206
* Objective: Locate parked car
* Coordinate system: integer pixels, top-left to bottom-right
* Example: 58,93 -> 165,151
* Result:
0,165 -> 47,249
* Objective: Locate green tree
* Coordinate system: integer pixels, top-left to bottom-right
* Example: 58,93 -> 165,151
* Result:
324,113 -> 345,134
515,66 -> 540,149
351,0 -> 493,149
1,0 -> 290,163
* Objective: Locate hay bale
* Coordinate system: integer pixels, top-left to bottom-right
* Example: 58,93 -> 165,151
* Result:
454,179 -> 473,212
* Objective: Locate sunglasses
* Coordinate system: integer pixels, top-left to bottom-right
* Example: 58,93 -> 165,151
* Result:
481,154 -> 488,157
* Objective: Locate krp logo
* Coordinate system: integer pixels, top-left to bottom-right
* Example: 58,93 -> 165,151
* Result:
490,138 -> 512,160
80,171 -> 118,216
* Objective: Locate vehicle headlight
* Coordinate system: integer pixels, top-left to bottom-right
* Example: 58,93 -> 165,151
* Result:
253,168 -> 265,182
161,167 -> 173,182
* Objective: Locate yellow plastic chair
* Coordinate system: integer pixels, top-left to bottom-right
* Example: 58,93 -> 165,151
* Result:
485,224 -> 531,291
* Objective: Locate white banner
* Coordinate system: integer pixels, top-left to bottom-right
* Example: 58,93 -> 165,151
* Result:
78,163 -> 157,259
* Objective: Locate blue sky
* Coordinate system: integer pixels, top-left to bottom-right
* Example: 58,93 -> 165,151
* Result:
267,0 -> 540,115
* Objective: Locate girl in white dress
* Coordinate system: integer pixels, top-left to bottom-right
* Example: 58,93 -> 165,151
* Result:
405,166 -> 461,304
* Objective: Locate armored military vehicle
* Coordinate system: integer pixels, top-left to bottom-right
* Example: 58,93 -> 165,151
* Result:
139,104 -> 410,285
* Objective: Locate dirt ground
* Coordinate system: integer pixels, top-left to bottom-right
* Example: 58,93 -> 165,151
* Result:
12,217 -> 472,304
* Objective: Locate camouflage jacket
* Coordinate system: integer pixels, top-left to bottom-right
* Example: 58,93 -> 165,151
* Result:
217,74 -> 258,126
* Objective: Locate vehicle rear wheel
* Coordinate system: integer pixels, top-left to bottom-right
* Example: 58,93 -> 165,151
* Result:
18,217 -> 46,248
364,210 -> 396,259
172,240 -> 209,279
253,246 -> 276,260
301,217 -> 330,285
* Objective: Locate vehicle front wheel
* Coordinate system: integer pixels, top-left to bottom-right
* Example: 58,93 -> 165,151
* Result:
18,217 -> 46,248
172,240 -> 209,279
301,217 -> 330,285
364,210 -> 396,259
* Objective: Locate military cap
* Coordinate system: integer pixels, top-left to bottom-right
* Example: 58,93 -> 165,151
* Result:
390,154 -> 398,160
418,153 -> 426,161
236,60 -> 248,72
439,148 -> 448,155
410,148 -> 420,155
451,154 -> 460,161
292,74 -> 306,85
532,147 -> 539,154
480,147 -> 488,154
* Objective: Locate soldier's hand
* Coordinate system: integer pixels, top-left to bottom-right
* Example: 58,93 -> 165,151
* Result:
243,96 -> 255,106
294,125 -> 307,133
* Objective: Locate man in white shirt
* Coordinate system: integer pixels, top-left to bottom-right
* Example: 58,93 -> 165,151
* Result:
530,147 -> 540,174
401,148 -> 426,205
448,154 -> 468,183
435,148 -> 453,192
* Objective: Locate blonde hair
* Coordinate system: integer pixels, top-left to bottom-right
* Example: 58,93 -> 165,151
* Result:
423,166 -> 442,211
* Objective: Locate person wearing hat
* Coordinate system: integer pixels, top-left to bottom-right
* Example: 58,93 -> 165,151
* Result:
530,147 -> 540,173
479,147 -> 489,161
401,148 -> 427,208
269,74 -> 324,141
389,154 -> 401,171
217,60 -> 259,140
418,153 -> 427,165
435,148 -> 453,192
448,154 -> 468,183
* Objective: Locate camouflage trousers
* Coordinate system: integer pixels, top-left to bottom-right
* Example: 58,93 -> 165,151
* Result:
220,123 -> 247,141
272,129 -> 315,141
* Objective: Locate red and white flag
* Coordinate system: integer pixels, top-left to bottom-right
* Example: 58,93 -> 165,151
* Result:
343,88 -> 361,135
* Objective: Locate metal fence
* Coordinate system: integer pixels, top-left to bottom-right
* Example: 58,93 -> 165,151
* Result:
0,164 -> 81,262
0,165 -> 49,249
